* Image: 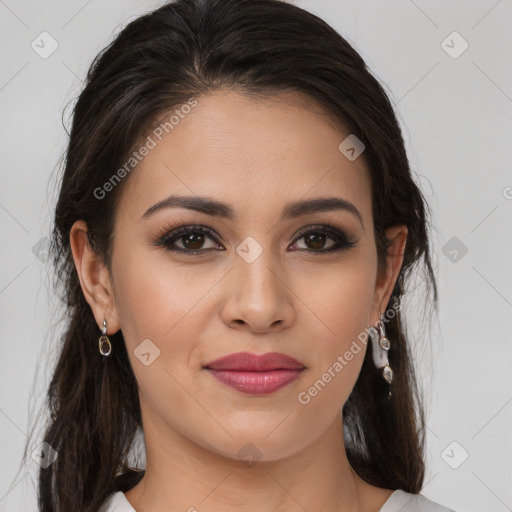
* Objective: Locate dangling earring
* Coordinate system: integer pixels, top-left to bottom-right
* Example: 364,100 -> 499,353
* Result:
369,311 -> 393,398
98,319 -> 112,356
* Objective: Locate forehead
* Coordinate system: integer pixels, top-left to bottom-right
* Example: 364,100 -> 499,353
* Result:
118,89 -> 372,225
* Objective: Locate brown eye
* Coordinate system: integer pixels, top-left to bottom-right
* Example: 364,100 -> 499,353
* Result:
154,224 -> 356,256
180,232 -> 207,250
303,232 -> 330,250
290,226 -> 356,254
155,225 -> 222,254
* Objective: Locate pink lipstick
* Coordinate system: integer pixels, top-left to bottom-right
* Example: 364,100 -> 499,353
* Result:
203,351 -> 305,395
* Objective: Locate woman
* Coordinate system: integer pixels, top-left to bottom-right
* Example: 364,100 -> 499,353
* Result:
30,0 -> 456,510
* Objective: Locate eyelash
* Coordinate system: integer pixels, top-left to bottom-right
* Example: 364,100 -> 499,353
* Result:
152,223 -> 357,256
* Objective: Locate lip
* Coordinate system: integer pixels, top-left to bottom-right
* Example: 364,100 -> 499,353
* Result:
204,351 -> 305,371
203,351 -> 306,395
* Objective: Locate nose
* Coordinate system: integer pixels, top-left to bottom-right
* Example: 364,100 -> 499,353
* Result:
221,250 -> 296,334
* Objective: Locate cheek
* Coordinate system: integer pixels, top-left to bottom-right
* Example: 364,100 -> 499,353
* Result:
110,247 -> 211,425
110,244 -> 227,402
111,243 -> 216,343
292,257 -> 375,399
294,254 -> 376,342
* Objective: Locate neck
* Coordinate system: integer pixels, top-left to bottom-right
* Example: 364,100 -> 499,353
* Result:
124,413 -> 393,512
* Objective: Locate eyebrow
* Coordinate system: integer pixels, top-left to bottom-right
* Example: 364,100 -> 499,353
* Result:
142,194 -> 364,228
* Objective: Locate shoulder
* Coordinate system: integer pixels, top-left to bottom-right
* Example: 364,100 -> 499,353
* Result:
99,491 -> 136,512
380,489 -> 457,512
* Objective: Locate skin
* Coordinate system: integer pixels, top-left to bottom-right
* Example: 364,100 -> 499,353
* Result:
70,89 -> 407,512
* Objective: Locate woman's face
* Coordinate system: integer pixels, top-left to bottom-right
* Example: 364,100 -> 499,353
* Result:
73,89 -> 406,462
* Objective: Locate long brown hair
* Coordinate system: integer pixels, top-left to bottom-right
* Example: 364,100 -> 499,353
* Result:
20,0 -> 438,510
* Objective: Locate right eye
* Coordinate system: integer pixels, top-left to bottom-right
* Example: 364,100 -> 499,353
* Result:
153,225 -> 224,255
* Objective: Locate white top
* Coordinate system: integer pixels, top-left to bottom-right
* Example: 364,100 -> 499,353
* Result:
100,489 -> 457,511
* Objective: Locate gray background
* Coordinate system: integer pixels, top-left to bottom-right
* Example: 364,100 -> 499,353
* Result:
1,1 -> 511,511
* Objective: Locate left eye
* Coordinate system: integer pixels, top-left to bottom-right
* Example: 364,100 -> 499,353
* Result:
291,230 -> 338,251
290,226 -> 355,253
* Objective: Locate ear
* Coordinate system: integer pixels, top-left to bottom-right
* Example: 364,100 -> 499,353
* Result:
69,220 -> 121,335
371,225 -> 408,327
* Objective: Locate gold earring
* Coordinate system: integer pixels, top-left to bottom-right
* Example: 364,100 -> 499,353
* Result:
98,319 -> 112,356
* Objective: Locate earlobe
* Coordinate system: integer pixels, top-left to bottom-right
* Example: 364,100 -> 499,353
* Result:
69,220 -> 121,334
372,225 -> 408,324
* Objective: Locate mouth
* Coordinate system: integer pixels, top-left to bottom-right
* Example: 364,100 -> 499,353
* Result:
203,351 -> 306,395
